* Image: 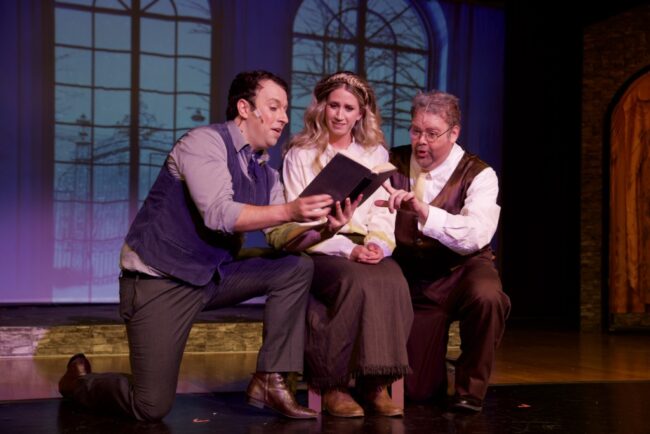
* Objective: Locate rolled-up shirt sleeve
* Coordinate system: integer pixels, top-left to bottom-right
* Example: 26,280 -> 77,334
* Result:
168,126 -> 244,234
421,167 -> 501,255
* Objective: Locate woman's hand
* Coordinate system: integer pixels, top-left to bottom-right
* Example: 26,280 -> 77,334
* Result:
280,195 -> 361,252
350,242 -> 384,264
322,195 -> 362,236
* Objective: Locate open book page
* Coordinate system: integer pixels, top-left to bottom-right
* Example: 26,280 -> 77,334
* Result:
339,149 -> 396,174
371,161 -> 397,174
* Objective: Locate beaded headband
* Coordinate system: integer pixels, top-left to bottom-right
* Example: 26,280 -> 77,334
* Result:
320,72 -> 370,106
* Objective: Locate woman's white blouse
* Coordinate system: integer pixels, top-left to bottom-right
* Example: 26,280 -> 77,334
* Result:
282,141 -> 396,258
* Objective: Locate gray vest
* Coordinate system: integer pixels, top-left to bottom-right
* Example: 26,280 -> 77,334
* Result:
125,123 -> 272,286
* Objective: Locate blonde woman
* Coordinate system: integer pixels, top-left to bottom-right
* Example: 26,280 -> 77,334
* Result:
279,71 -> 413,417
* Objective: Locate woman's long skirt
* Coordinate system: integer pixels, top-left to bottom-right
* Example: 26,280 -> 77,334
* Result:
305,255 -> 414,388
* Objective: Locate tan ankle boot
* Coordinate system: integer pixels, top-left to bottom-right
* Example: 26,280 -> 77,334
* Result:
364,385 -> 404,417
323,388 -> 364,418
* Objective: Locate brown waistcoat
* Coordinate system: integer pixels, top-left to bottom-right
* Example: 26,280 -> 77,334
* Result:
389,145 -> 492,281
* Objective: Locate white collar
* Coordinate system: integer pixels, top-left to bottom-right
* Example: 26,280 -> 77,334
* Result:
410,143 -> 464,181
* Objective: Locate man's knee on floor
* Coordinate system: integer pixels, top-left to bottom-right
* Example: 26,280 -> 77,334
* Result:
133,394 -> 175,422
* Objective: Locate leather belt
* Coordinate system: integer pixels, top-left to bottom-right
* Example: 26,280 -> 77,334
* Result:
120,270 -> 160,280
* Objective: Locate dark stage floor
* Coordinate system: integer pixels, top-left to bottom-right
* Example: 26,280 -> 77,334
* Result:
2,382 -> 649,434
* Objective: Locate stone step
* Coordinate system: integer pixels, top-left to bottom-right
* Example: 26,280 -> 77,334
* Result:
0,304 -> 264,358
0,304 -> 460,358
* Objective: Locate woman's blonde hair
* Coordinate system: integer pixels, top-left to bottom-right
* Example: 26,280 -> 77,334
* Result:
286,71 -> 385,170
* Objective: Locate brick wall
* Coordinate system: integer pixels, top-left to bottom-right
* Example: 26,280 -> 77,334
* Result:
581,5 -> 650,330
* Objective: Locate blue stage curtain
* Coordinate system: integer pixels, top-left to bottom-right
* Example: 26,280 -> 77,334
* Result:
0,0 -> 504,303
0,0 -> 54,303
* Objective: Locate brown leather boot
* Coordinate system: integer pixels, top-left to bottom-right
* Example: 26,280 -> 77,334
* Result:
364,385 -> 404,417
323,388 -> 364,418
246,372 -> 318,419
58,353 -> 92,397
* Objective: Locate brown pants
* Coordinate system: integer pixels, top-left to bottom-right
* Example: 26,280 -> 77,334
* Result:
305,255 -> 413,388
405,254 -> 510,401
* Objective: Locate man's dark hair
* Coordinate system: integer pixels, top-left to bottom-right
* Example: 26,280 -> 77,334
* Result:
226,70 -> 289,120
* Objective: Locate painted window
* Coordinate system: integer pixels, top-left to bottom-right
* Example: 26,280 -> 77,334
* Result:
53,0 -> 211,300
291,0 -> 431,147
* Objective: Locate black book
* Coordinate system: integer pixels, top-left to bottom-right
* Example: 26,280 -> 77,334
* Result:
271,152 -> 397,245
299,152 -> 397,208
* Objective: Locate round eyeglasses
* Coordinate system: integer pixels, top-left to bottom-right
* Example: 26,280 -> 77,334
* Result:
408,125 -> 453,142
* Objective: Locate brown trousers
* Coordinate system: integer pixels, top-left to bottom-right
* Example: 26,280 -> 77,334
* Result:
404,253 -> 510,401
305,255 -> 413,388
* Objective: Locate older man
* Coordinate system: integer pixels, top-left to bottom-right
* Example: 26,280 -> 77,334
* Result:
379,90 -> 511,412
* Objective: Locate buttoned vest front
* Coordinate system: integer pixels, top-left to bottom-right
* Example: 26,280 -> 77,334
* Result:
389,145 -> 491,281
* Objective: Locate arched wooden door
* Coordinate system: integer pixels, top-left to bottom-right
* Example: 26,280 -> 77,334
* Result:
609,70 -> 650,329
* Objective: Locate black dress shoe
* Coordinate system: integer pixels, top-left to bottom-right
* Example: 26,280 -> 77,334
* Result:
58,353 -> 92,397
246,372 -> 318,419
451,395 -> 483,412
